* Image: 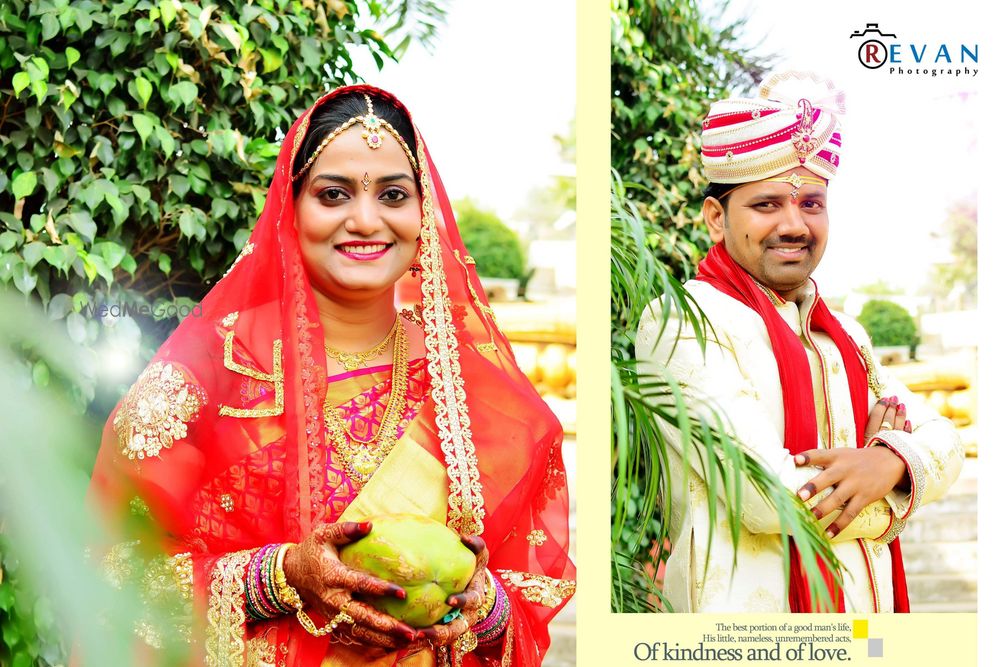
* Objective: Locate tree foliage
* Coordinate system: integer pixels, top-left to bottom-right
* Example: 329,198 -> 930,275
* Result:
611,0 -> 770,279
928,196 -> 977,308
0,0 -> 439,414
455,198 -> 526,280
857,299 -> 919,349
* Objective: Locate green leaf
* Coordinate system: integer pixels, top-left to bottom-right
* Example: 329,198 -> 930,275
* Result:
12,171 -> 37,199
47,292 -> 73,319
32,360 -> 50,387
214,22 -> 243,51
94,241 -> 127,268
0,212 -> 24,233
12,261 -> 37,295
168,173 -> 189,198
67,311 -> 86,342
132,184 -> 151,204
65,46 -> 80,68
134,75 -> 152,108
0,232 -> 21,251
29,56 -> 50,79
178,209 -> 196,237
233,227 -> 251,250
81,255 -> 97,283
43,244 -> 77,272
120,253 -> 137,274
260,47 -> 281,73
160,0 -> 177,28
158,253 -> 172,274
168,81 -> 198,108
41,13 -> 59,40
107,96 -> 126,117
31,78 -> 48,104
132,113 -> 155,146
154,125 -> 176,155
22,241 -> 46,268
89,254 -> 114,284
12,71 -> 30,96
96,72 -> 115,95
68,210 -> 97,243
72,291 -> 89,312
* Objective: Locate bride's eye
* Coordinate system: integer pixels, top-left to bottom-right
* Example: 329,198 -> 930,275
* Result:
380,187 -> 409,203
319,188 -> 349,202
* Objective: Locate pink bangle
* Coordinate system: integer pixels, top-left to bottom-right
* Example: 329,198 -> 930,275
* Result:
472,572 -> 510,643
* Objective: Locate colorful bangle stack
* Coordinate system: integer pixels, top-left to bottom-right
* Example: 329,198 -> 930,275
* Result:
471,571 -> 510,646
244,543 -> 300,621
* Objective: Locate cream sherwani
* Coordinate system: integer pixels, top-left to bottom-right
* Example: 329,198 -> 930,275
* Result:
637,279 -> 963,612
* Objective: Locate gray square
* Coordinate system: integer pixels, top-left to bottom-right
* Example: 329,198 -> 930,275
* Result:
868,638 -> 883,658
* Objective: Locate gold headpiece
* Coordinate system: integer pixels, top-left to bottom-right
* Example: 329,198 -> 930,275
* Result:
762,172 -> 827,199
292,94 -> 419,182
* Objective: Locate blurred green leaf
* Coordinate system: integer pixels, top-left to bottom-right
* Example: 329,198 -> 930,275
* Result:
12,172 -> 37,199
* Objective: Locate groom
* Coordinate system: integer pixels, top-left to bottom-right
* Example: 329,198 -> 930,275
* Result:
637,71 -> 962,613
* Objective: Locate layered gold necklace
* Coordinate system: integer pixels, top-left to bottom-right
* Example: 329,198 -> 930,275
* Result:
323,318 -> 409,485
324,315 -> 400,371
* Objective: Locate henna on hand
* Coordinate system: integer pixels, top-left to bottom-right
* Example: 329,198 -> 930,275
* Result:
423,534 -> 490,647
283,521 -> 419,644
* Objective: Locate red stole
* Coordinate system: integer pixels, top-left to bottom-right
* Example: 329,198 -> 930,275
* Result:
695,243 -> 909,613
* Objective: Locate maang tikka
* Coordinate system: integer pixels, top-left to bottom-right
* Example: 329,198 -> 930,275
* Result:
292,94 -> 419,182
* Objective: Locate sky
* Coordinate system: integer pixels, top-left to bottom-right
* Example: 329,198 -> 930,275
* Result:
713,0 -> 983,301
350,0 -> 576,226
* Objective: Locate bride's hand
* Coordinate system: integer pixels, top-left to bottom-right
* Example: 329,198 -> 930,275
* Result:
283,521 -> 421,647
422,535 -> 490,647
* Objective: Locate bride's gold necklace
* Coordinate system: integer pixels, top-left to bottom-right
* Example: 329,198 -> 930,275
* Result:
324,319 -> 409,485
324,315 -> 399,371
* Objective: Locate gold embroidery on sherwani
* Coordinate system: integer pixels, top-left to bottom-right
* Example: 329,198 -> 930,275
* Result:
859,345 -> 886,398
747,586 -> 782,612
206,549 -> 254,667
415,134 -> 484,536
497,570 -> 576,608
114,362 -> 207,460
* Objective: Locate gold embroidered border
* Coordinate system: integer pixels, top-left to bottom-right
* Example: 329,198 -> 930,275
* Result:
223,242 -> 255,279
415,133 -> 485,536
452,250 -> 500,355
496,570 -> 576,608
205,549 -> 254,667
218,331 -> 284,418
870,432 -> 926,519
501,623 -> 515,667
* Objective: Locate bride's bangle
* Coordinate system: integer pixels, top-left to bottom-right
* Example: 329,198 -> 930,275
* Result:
274,543 -> 303,611
471,571 -> 509,646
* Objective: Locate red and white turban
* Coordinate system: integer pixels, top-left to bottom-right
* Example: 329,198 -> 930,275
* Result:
700,71 -> 846,184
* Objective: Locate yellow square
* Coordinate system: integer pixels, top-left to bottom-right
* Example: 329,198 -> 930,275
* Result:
853,620 -> 869,639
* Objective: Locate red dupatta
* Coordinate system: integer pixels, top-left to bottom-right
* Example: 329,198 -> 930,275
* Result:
88,85 -> 573,666
695,243 -> 908,613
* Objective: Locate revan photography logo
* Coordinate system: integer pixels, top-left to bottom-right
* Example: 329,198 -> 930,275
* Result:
850,23 -> 979,77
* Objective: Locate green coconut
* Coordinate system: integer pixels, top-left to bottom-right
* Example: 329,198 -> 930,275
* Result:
339,514 -> 476,627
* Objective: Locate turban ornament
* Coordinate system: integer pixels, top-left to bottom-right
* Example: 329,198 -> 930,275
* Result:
700,71 -> 846,184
